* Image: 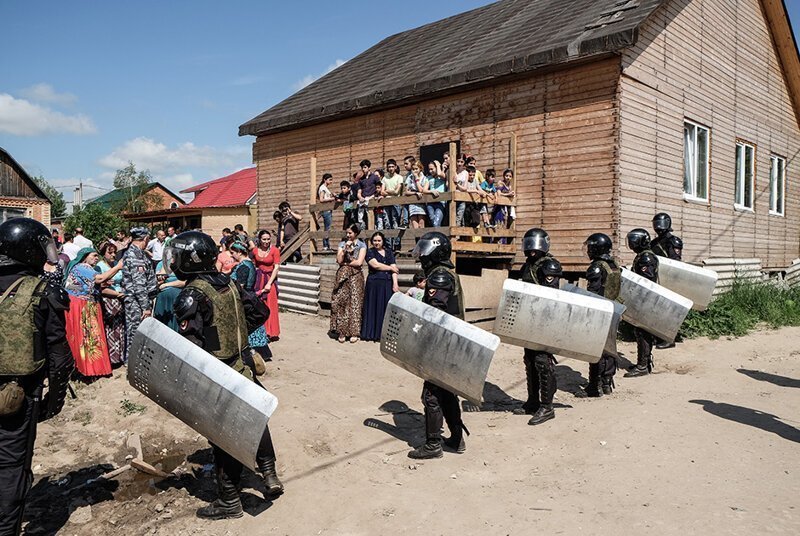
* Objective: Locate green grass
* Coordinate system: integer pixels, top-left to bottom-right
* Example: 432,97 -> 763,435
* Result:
679,280 -> 800,339
118,399 -> 147,417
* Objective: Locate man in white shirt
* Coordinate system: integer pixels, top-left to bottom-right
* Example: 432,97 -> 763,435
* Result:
145,229 -> 166,270
61,232 -> 82,260
72,227 -> 94,249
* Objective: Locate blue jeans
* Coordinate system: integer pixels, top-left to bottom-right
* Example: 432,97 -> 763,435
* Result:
321,210 -> 332,249
426,203 -> 445,227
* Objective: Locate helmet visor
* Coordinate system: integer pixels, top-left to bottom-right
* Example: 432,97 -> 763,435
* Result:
653,219 -> 670,232
41,235 -> 59,265
162,246 -> 175,275
412,236 -> 441,260
522,234 -> 549,253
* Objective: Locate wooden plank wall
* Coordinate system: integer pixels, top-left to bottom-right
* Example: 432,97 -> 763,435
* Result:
0,156 -> 39,199
619,0 -> 800,269
252,58 -> 620,269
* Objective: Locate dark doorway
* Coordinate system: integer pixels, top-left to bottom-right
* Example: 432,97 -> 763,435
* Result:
419,141 -> 460,169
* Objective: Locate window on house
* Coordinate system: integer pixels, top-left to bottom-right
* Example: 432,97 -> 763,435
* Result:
683,121 -> 710,201
770,155 -> 786,216
734,141 -> 755,210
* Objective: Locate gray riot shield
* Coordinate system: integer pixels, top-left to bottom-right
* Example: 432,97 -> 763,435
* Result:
657,257 -> 718,311
562,284 -> 627,358
380,293 -> 500,405
618,269 -> 693,342
127,318 -> 278,471
493,279 -> 614,363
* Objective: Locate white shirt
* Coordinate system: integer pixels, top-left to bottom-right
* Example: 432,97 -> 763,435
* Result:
146,238 -> 166,261
62,242 -> 82,260
73,234 -> 94,249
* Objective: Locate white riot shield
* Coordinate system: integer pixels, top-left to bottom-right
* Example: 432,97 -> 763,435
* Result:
657,257 -> 718,311
562,284 -> 627,358
380,293 -> 500,405
128,318 -> 278,471
619,269 -> 693,342
493,279 -> 614,363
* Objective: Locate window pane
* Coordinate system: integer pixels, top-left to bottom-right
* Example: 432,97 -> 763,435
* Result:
684,124 -> 694,195
696,127 -> 708,199
735,145 -> 743,205
770,158 -> 777,210
778,158 -> 785,214
744,146 -> 753,207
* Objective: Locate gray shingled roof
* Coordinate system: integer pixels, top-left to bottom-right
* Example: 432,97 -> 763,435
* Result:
239,0 -> 667,137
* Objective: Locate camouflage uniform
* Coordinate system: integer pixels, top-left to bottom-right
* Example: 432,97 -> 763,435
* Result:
121,244 -> 156,362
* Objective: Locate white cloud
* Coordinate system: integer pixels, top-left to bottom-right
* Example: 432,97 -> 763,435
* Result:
97,137 -> 237,174
293,59 -> 347,91
231,75 -> 264,87
19,83 -> 77,106
0,94 -> 96,136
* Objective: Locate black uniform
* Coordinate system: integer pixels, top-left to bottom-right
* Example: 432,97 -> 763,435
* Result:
420,263 -> 466,452
630,250 -> 659,374
174,272 -> 281,516
517,253 -> 559,420
651,232 -> 683,261
586,256 -> 620,394
0,269 -> 73,535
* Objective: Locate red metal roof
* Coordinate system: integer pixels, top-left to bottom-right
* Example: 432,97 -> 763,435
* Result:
181,167 -> 256,208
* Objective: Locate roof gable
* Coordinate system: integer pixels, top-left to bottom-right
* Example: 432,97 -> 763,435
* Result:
182,167 -> 257,208
0,147 -> 50,202
762,0 -> 800,126
240,0 -> 667,136
88,182 -> 184,210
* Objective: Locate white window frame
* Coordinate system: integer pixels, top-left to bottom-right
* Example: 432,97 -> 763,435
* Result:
683,120 -> 710,202
769,154 -> 786,216
734,141 -> 755,212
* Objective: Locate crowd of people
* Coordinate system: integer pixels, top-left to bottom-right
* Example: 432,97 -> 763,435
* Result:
314,154 -> 517,252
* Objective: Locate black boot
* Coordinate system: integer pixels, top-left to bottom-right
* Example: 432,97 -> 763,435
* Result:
601,376 -> 614,395
408,440 -> 443,459
655,341 -> 676,350
585,363 -> 603,398
627,329 -> 654,377
196,468 -> 243,520
513,353 -> 540,415
257,458 -> 284,498
528,405 -> 555,425
529,354 -> 556,425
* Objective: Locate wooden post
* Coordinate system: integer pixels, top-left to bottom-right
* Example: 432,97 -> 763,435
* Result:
308,156 -> 319,260
448,142 -> 458,268
509,133 -> 517,234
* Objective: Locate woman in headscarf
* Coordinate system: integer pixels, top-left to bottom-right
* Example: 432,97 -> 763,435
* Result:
63,247 -> 120,378
229,241 -> 272,364
96,242 -> 126,365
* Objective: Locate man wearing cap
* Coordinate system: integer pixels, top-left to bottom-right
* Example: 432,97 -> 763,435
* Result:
121,228 -> 157,362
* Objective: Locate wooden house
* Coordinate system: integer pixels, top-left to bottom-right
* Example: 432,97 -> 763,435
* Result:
239,0 -> 800,277
0,147 -> 52,226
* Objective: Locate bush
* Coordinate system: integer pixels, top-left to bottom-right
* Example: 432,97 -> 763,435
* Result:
679,279 -> 800,339
64,204 -> 127,245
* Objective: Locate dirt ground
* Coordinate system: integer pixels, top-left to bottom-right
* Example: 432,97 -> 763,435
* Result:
24,312 -> 800,535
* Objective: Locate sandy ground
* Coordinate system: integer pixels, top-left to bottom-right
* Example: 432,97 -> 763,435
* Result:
23,312 -> 800,535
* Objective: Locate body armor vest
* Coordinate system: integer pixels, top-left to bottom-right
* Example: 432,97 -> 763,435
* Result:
523,254 -> 552,285
425,265 -> 465,320
187,279 -> 250,375
595,259 -> 621,301
0,276 -> 46,376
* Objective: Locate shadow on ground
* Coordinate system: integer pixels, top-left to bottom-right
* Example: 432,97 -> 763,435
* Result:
737,369 -> 800,389
689,399 -> 800,444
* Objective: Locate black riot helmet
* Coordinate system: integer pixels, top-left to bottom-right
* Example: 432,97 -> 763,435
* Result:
652,212 -> 672,234
412,231 -> 451,270
0,217 -> 59,272
537,257 -> 563,282
626,228 -> 651,253
522,228 -> 549,256
584,233 -> 612,260
167,231 -> 218,280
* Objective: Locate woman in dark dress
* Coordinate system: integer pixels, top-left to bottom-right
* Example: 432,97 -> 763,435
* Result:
360,231 -> 399,342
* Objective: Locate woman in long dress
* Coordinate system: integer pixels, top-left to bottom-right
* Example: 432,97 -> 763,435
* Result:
230,241 -> 272,361
63,248 -> 119,378
251,229 -> 281,340
330,224 -> 367,343
360,231 -> 399,342
96,242 -> 126,365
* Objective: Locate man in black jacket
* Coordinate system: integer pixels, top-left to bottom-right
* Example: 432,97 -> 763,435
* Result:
584,233 -> 620,396
651,212 -> 683,349
0,218 -> 74,535
625,228 -> 659,378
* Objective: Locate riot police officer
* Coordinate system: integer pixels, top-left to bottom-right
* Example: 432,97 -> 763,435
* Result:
584,233 -> 620,396
170,231 -> 283,519
625,228 -> 659,378
651,213 -> 683,349
0,218 -> 74,535
511,228 -> 560,425
408,232 -> 468,459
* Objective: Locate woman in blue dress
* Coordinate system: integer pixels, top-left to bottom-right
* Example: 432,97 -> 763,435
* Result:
230,241 -> 272,361
360,231 -> 399,342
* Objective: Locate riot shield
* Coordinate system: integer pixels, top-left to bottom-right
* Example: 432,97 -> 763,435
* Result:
618,269 -> 693,342
380,293 -> 500,405
128,318 -> 278,471
657,257 -> 718,311
562,284 -> 627,358
494,279 -> 615,363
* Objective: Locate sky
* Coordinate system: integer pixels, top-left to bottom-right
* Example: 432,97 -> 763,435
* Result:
1,0 -> 488,204
1,0 -> 800,206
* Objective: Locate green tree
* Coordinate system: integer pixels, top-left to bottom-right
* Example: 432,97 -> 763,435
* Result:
64,204 -> 127,245
113,161 -> 160,213
32,175 -> 67,218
